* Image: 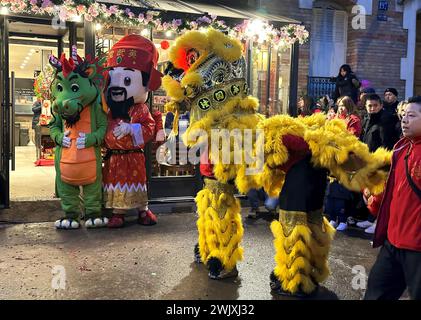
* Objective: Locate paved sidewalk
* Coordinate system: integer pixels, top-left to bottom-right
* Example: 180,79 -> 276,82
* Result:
0,211 -> 378,300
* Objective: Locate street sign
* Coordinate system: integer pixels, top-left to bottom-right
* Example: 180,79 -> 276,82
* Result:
378,0 -> 389,11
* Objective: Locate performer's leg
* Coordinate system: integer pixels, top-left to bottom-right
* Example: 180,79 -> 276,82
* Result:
196,178 -> 244,279
270,156 -> 335,296
83,181 -> 108,228
364,240 -> 406,300
55,178 -> 81,229
137,186 -> 157,226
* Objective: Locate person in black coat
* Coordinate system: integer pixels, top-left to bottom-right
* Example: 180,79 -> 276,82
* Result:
333,64 -> 360,103
383,88 -> 402,141
31,97 -> 42,129
360,93 -> 398,152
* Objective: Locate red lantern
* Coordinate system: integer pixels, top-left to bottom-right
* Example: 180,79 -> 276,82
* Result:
160,40 -> 170,50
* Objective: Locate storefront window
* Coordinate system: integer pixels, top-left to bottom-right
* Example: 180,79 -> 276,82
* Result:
250,43 -> 291,116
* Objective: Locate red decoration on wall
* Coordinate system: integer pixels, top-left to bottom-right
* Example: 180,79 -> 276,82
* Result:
160,40 -> 170,50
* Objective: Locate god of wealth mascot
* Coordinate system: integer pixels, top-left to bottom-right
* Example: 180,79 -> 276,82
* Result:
49,47 -> 108,229
162,28 -> 391,296
103,35 -> 162,228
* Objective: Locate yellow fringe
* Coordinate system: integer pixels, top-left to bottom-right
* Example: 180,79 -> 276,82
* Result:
195,185 -> 244,271
270,215 -> 335,294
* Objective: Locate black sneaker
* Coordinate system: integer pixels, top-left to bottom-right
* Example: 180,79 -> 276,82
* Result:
194,243 -> 202,264
269,271 -> 316,298
247,209 -> 258,219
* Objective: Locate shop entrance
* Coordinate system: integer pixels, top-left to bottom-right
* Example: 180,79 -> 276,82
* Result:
0,16 -> 80,206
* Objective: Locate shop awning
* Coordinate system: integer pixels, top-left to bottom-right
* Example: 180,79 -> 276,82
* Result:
99,0 -> 301,24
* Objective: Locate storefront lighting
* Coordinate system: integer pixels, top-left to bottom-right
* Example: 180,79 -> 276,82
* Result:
165,30 -> 172,37
71,15 -> 82,23
95,23 -> 102,31
30,49 -> 36,53
141,29 -> 149,36
0,6 -> 9,15
246,19 -> 265,37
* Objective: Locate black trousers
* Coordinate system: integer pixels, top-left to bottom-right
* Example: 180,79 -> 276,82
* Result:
364,239 -> 421,300
279,155 -> 328,212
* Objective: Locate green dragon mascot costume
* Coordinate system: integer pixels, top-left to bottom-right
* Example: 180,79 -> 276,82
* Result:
162,28 -> 391,297
49,47 -> 108,230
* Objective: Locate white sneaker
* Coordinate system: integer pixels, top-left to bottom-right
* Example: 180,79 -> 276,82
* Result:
356,220 -> 373,229
336,222 -> 348,231
364,223 -> 376,234
329,220 -> 338,228
347,216 -> 356,225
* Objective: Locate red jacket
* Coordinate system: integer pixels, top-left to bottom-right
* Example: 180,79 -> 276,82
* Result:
337,114 -> 362,137
373,137 -> 421,250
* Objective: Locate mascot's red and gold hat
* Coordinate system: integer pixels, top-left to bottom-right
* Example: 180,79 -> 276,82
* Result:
106,34 -> 162,91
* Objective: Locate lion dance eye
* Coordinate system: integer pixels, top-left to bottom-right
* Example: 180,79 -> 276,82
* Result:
57,83 -> 63,92
186,49 -> 200,67
124,77 -> 131,86
71,84 -> 79,92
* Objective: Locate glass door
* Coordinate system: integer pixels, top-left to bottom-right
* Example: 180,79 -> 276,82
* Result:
0,15 -> 10,208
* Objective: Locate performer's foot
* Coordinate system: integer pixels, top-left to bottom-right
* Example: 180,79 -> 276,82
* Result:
207,257 -> 238,280
85,217 -> 109,229
55,218 -> 80,230
138,209 -> 157,226
247,208 -> 258,219
269,271 -> 317,298
194,243 -> 202,264
108,215 -> 125,228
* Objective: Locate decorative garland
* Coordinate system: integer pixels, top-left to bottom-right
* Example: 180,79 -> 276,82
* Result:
33,64 -> 55,100
1,0 -> 309,49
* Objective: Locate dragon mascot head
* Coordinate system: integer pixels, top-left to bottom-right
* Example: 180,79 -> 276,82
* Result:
49,46 -> 106,127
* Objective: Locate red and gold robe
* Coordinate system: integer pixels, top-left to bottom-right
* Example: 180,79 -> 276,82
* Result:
103,103 -> 155,209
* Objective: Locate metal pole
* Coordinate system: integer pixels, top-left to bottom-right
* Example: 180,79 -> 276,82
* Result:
57,37 -> 64,56
84,20 -> 95,59
145,26 -> 153,197
266,45 -> 271,110
288,42 -> 299,116
246,39 -> 253,93
68,22 -> 77,55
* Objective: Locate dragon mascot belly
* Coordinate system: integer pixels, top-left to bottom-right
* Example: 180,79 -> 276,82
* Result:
48,47 -> 108,229
162,29 -> 391,296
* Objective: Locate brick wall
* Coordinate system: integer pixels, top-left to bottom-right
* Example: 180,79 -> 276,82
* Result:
347,0 -> 407,98
221,0 -> 408,99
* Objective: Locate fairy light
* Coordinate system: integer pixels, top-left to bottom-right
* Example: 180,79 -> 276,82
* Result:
0,6 -> 9,15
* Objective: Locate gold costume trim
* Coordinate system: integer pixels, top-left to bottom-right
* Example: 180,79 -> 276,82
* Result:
104,189 -> 148,210
190,79 -> 247,123
203,178 -> 236,196
279,209 -> 324,236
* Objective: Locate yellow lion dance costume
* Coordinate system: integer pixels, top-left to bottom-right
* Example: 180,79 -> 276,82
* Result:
162,28 -> 391,297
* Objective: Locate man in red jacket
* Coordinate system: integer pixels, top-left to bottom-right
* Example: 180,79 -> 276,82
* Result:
364,95 -> 421,300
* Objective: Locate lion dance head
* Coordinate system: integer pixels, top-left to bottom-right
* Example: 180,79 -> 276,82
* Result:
162,28 -> 249,126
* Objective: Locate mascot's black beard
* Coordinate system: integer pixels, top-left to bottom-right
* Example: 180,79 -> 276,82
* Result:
61,112 -> 81,127
107,94 -> 134,120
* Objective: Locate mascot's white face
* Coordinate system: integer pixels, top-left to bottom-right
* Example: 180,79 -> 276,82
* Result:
108,67 -> 148,104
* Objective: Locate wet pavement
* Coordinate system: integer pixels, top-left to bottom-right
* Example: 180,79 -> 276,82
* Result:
0,210 -> 379,300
